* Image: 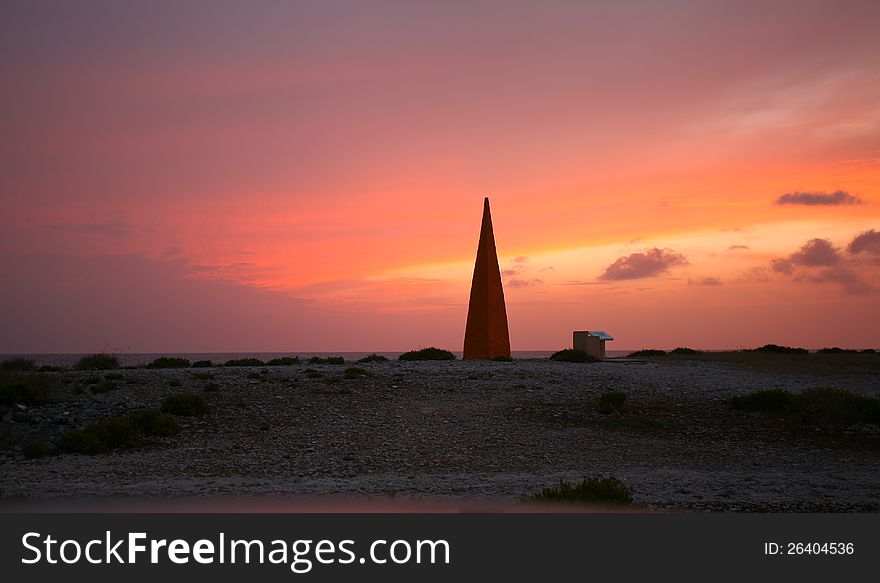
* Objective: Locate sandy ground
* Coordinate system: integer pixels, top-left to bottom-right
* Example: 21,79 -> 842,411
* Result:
2,358 -> 879,511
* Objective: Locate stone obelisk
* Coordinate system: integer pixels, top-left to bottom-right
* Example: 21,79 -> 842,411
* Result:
463,197 -> 511,359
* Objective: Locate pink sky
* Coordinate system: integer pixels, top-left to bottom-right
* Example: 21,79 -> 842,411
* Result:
2,0 -> 879,352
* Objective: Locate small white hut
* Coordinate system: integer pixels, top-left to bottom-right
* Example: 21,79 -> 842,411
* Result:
573,330 -> 614,359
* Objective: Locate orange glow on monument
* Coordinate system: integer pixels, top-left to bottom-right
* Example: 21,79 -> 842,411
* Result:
463,198 -> 511,360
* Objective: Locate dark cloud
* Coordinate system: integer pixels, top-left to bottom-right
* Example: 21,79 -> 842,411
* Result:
775,190 -> 863,206
771,238 -> 840,274
725,244 -> 750,252
848,229 -> 880,255
688,277 -> 722,286
52,219 -> 131,237
737,266 -> 770,283
795,267 -> 874,295
507,278 -> 543,288
501,269 -> 519,278
789,238 -> 841,266
769,236 -> 877,294
599,248 -> 688,281
770,258 -> 794,274
512,256 -> 529,263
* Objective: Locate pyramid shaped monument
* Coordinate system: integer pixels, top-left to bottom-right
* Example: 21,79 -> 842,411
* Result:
463,197 -> 511,359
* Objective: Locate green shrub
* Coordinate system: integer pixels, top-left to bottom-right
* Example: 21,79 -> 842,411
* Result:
161,393 -> 209,417
398,347 -> 456,361
75,353 -> 120,370
751,344 -> 808,355
1,358 -> 36,372
128,409 -> 180,437
38,365 -> 64,372
861,348 -> 877,354
89,380 -> 118,394
59,409 -> 178,455
817,347 -> 857,354
597,390 -> 627,414
147,357 -> 191,369
528,476 -> 633,505
267,356 -> 301,366
305,369 -> 323,379
550,349 -> 595,363
0,373 -> 53,405
357,353 -> 389,363
728,388 -> 880,426
308,356 -> 345,365
344,367 -> 370,379
728,389 -> 795,413
23,438 -> 51,459
191,360 -> 213,368
223,358 -> 265,367
82,375 -> 101,385
670,347 -> 701,355
191,371 -> 215,380
628,349 -> 667,357
794,388 -> 880,426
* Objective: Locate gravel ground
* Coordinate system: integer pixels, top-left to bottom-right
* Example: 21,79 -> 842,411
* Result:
2,358 -> 879,511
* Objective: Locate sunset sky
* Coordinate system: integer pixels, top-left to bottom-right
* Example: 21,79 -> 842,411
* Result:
2,0 -> 880,353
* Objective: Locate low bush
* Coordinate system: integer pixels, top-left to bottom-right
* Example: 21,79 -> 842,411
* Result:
1,358 -> 36,372
89,380 -> 119,394
308,356 -> 345,365
104,372 -> 125,380
23,438 -> 51,459
169,378 -> 182,387
550,349 -> 595,363
75,353 -> 120,370
223,358 -> 265,367
161,394 -> 209,417
528,476 -> 633,505
191,360 -> 213,368
729,389 -> 794,412
751,344 -> 808,355
191,371 -> 215,381
267,356 -> 301,366
128,409 -> 180,437
0,373 -> 53,405
728,388 -> 880,426
59,409 -> 179,455
861,348 -> 877,354
344,367 -> 370,379
597,390 -> 627,414
670,347 -> 701,355
203,382 -> 220,392
817,347 -> 857,354
38,365 -> 64,373
357,354 -> 389,363
399,347 -> 456,361
628,349 -> 667,357
795,388 -> 880,426
305,369 -> 323,379
147,357 -> 191,369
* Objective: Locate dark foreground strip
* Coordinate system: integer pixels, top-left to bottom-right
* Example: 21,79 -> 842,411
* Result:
0,512 -> 876,581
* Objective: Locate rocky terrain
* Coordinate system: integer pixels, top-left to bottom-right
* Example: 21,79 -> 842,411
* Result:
2,357 -> 879,511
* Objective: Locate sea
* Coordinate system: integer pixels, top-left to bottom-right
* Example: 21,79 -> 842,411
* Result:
0,350 -> 637,367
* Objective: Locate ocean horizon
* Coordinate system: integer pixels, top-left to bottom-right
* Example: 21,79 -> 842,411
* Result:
4,350 -> 645,367
5,347 -> 874,367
